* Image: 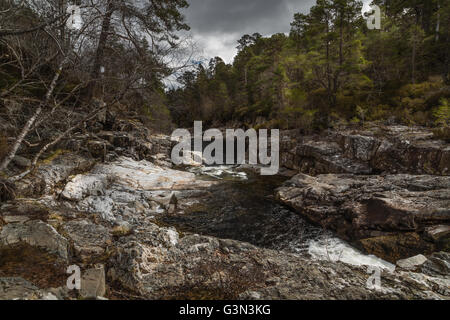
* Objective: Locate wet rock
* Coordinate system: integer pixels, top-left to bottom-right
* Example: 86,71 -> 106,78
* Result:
359,233 -> 435,263
80,265 -> 106,299
396,255 -> 428,271
0,220 -> 68,260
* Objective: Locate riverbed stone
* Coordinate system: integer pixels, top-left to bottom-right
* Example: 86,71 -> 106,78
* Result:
108,232 -> 448,300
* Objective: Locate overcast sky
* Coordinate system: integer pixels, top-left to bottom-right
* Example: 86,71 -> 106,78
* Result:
183,0 -> 373,64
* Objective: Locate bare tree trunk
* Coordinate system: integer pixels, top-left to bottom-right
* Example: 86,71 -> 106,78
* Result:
436,0 -> 440,42
339,10 -> 343,67
0,56 -> 68,173
89,0 -> 115,97
412,38 -> 417,84
244,66 -> 248,86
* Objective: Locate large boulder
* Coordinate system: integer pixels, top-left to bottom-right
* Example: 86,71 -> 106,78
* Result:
92,157 -> 211,190
276,173 -> 450,261
0,220 -> 69,261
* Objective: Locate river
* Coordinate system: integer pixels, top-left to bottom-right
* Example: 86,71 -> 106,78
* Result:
159,164 -> 395,271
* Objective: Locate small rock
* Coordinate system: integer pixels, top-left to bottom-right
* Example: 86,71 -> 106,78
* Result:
112,222 -> 132,237
41,292 -> 58,300
80,265 -> 106,299
396,254 -> 428,271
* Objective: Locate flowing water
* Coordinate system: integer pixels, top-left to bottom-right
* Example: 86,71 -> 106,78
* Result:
160,165 -> 395,271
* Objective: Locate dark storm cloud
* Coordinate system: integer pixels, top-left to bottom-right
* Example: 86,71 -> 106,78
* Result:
183,0 -> 317,62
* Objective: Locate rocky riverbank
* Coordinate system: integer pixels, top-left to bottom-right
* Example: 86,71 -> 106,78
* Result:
280,125 -> 449,175
276,125 -> 449,264
0,117 -> 449,300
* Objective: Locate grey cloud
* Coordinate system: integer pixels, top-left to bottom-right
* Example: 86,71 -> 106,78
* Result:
182,0 -> 317,62
185,0 -> 316,36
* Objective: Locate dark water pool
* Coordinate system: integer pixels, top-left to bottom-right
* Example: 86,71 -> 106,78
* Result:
159,166 -> 326,254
